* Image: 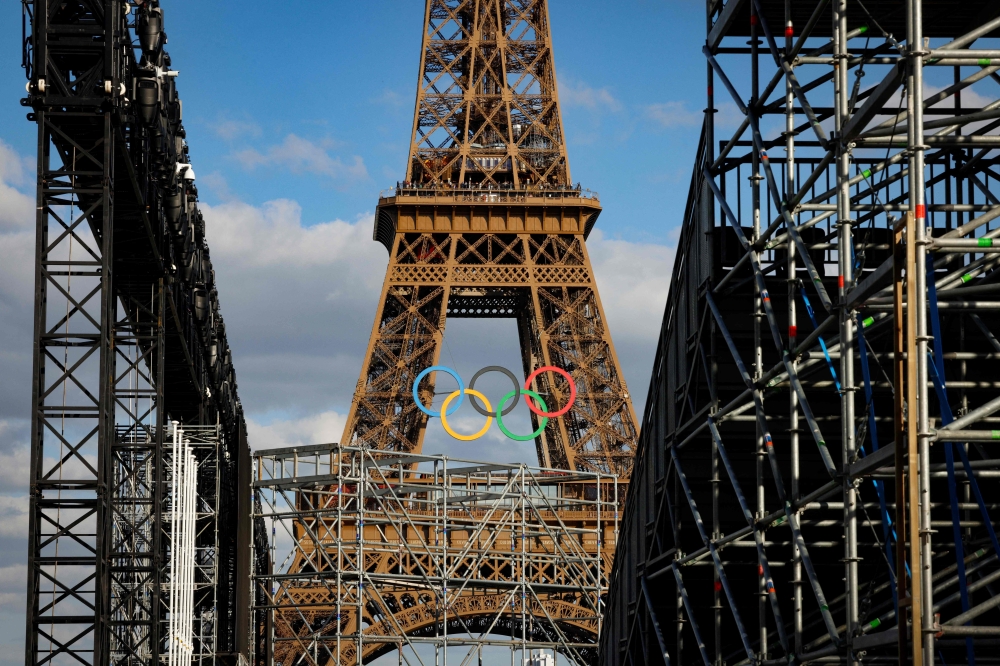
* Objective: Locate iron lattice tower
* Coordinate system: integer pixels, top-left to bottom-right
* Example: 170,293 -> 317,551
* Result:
343,0 -> 638,477
265,2 -> 637,664
603,0 -> 1000,664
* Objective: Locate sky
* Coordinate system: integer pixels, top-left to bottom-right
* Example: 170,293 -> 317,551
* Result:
0,1 -> 713,662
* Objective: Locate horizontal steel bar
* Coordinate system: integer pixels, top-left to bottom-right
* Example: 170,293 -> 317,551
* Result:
933,429 -> 1000,442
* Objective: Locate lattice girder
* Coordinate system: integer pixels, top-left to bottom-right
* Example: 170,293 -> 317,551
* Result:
342,231 -> 636,478
408,0 -> 570,186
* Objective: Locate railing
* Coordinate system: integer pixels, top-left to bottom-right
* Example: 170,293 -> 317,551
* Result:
378,184 -> 600,203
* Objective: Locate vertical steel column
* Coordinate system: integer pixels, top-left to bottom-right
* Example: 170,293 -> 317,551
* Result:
906,1 -> 933,663
784,0 -> 803,656
833,0 -> 860,658
905,206 -> 922,665
749,6 -> 768,660
892,217 -> 908,663
706,2 -> 720,662
356,457 -> 364,664
153,283 -> 166,666
25,0 -> 118,648
710,415 -> 721,666
27,110 -> 115,666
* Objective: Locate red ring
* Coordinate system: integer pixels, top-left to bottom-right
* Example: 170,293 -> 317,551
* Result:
523,366 -> 576,418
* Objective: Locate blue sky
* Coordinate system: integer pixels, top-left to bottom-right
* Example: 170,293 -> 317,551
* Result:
1,0 -> 710,242
0,2 -> 703,662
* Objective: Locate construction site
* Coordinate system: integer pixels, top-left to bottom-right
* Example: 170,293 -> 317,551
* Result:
15,0 -> 1000,664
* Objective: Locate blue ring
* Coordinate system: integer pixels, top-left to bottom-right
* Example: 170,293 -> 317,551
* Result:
412,366 -> 465,417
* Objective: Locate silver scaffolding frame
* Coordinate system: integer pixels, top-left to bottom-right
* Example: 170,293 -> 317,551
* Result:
603,1 -> 1000,664
251,444 -> 618,666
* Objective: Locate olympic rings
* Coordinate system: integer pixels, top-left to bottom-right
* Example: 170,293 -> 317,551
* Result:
411,364 -> 576,441
495,390 -> 548,441
413,366 -> 464,417
468,366 -> 522,417
440,389 -> 493,441
523,365 -> 577,418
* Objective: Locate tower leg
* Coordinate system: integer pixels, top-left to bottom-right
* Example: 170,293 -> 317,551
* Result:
341,233 -> 453,453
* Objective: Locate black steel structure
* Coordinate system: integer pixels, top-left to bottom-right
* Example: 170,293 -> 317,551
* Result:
603,0 -> 1000,664
20,2 -> 253,666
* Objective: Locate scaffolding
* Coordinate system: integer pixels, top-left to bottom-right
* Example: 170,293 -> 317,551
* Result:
21,2 -> 253,665
165,424 -> 221,666
251,445 -> 619,666
603,0 -> 1000,664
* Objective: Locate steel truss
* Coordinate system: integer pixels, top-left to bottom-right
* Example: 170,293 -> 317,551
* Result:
251,445 -> 618,666
345,222 -> 637,477
21,2 -> 252,666
604,0 -> 1000,664
408,0 -> 569,187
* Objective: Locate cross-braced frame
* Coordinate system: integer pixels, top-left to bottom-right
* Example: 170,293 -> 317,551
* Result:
407,0 -> 570,187
251,445 -> 618,666
604,1 -> 1000,664
22,2 -> 254,665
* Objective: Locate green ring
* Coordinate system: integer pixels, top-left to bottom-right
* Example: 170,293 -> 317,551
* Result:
495,390 -> 549,441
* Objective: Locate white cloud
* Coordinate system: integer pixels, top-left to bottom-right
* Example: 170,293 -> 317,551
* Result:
0,139 -> 34,234
0,563 -> 26,606
0,435 -> 30,495
644,101 -> 702,128
560,78 -> 623,112
371,89 -> 405,109
716,101 -> 745,130
587,230 -> 674,398
0,495 -> 29,539
589,230 -> 674,343
211,117 -> 262,141
204,198 -> 383,269
0,141 -> 37,424
0,139 -> 32,188
247,411 -> 348,451
200,198 -> 387,417
0,143 -> 34,643
200,194 -> 674,451
0,225 -> 34,304
232,134 -> 369,185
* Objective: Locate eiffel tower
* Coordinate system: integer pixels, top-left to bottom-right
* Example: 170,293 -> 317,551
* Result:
342,0 -> 638,476
269,3 -> 638,664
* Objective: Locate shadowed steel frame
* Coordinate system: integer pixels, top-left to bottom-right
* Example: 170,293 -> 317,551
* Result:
21,2 -> 253,666
603,1 -> 1000,664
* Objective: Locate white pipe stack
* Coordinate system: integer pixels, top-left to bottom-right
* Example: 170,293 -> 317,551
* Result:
168,423 -> 197,666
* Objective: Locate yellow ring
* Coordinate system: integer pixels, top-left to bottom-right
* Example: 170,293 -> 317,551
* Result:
439,389 -> 492,441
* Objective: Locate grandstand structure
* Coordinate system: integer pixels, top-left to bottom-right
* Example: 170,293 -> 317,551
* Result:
603,0 -> 1000,664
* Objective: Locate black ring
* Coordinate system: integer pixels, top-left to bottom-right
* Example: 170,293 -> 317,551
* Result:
468,366 -> 522,417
